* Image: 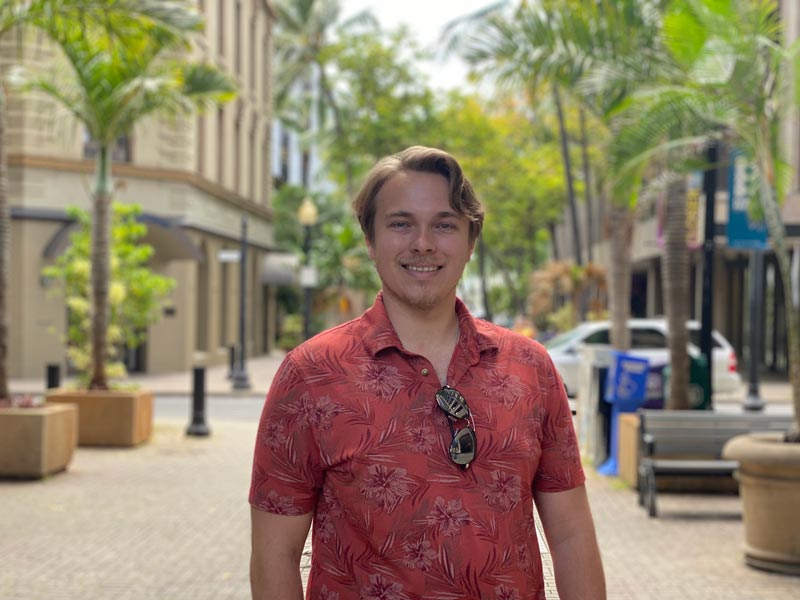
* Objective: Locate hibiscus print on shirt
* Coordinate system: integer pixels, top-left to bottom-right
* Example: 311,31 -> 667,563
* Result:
360,574 -> 405,600
360,464 -> 413,513
480,371 -> 527,408
356,363 -> 408,401
407,423 -> 436,453
425,496 -> 471,537
402,538 -> 437,571
483,470 -> 522,511
285,392 -> 342,430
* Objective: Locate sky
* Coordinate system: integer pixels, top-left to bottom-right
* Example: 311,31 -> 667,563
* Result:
340,0 -> 495,90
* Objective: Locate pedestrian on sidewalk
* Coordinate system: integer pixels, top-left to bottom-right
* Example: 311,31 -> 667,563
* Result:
249,146 -> 605,600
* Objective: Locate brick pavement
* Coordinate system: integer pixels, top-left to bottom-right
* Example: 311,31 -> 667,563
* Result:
3,408 -> 800,599
3,354 -> 799,598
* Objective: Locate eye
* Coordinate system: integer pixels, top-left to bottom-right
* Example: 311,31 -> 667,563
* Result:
436,221 -> 458,231
389,220 -> 411,230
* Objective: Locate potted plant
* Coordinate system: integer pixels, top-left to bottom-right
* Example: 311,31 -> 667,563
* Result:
43,204 -> 175,446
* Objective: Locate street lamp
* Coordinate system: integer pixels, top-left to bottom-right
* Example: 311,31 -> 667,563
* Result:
298,197 -> 319,341
231,214 -> 251,390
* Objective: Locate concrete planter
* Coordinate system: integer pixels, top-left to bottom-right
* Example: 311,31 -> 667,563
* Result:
46,389 -> 153,447
0,403 -> 78,478
723,432 -> 800,576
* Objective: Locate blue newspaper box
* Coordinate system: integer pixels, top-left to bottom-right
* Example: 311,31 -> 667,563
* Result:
599,352 -> 650,476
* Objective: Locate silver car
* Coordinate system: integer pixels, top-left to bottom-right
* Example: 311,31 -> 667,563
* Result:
544,318 -> 742,398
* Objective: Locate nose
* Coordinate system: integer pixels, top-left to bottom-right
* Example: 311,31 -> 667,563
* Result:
411,227 -> 435,253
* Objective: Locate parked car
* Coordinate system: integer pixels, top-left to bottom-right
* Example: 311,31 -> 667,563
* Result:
544,318 -> 742,398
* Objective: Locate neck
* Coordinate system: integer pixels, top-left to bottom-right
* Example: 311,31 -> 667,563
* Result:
381,292 -> 460,354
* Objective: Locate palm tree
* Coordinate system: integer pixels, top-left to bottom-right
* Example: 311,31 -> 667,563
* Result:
18,6 -> 235,390
445,0 -> 667,351
609,0 -> 800,437
0,0 -> 212,401
445,2 -> 585,267
273,0 -> 375,196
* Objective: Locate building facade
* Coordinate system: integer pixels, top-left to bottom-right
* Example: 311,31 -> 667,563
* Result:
551,0 -> 800,376
7,0 -> 282,379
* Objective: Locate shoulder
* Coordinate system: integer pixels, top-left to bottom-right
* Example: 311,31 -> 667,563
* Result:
473,318 -> 551,361
283,315 -> 370,374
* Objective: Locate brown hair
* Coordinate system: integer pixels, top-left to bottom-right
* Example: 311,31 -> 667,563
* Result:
352,146 -> 484,243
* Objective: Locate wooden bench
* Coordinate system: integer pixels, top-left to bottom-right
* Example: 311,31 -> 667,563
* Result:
637,409 -> 792,517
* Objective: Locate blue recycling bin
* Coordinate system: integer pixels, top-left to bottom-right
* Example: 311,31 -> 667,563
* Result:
598,352 -> 650,476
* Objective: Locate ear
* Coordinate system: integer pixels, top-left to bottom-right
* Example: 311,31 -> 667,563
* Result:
367,237 -> 376,261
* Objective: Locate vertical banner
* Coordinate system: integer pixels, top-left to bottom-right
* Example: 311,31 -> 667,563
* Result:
656,173 -> 705,249
727,150 -> 768,249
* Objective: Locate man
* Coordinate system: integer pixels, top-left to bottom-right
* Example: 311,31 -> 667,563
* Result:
250,146 -> 605,599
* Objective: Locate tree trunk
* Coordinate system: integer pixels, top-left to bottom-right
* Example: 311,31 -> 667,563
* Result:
663,180 -> 690,410
579,108 -> 593,262
608,201 -> 633,351
758,168 -> 800,440
89,145 -> 112,390
552,86 -> 583,266
0,87 -> 8,400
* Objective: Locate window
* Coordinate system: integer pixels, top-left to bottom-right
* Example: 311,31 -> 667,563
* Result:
197,115 -> 205,175
83,129 -> 131,162
217,108 -> 225,183
584,329 -> 610,345
218,0 -> 225,57
631,328 -> 667,349
235,0 -> 242,74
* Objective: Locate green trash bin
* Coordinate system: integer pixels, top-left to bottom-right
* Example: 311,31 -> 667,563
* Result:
661,354 -> 711,410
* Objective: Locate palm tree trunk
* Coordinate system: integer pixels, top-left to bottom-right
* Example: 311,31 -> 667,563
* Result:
552,86 -> 583,267
317,66 -> 354,197
758,170 -> 800,439
0,87 -> 8,400
608,201 -> 632,351
89,145 -> 112,390
579,108 -> 593,262
663,180 -> 690,410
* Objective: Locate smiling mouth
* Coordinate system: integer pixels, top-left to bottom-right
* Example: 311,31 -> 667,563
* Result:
404,264 -> 441,273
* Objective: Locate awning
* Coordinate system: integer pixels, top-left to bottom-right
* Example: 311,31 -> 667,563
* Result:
261,252 -> 299,285
43,213 -> 202,261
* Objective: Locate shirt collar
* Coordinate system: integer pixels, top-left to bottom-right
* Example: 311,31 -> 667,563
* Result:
360,292 -> 499,359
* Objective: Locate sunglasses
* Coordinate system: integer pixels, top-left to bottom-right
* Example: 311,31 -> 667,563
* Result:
435,385 -> 477,469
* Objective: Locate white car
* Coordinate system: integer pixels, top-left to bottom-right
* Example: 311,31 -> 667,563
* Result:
544,319 -> 742,398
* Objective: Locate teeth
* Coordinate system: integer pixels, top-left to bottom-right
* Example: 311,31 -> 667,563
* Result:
406,265 -> 438,272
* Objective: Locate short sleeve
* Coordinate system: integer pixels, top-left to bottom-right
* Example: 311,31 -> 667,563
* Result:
532,351 -> 585,493
249,353 -> 324,515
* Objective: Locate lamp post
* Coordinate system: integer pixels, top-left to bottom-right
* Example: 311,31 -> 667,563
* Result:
231,214 -> 251,390
298,197 -> 319,340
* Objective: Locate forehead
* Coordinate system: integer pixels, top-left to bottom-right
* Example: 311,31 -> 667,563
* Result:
376,171 -> 452,213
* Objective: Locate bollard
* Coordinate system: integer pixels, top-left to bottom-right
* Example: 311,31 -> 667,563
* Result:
186,366 -> 211,437
46,363 -> 61,389
226,344 -> 236,380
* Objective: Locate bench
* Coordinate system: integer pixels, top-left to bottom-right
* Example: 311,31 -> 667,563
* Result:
637,409 -> 792,517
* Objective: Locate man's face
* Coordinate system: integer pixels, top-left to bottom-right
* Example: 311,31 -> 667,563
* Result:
367,170 -> 475,313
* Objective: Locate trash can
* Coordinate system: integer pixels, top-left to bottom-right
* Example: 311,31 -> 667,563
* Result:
598,352 -> 650,476
662,354 -> 711,410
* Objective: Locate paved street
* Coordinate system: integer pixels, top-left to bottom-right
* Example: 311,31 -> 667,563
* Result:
2,354 -> 798,599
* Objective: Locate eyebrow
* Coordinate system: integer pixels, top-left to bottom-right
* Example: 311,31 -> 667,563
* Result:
383,210 -> 461,219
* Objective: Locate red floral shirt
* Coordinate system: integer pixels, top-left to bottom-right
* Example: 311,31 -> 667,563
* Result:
250,294 -> 584,600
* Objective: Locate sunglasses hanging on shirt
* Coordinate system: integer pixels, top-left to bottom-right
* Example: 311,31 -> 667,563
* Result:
435,385 -> 477,469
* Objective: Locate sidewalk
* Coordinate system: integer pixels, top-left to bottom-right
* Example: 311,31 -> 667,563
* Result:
2,411 -> 799,598
10,353 -> 288,398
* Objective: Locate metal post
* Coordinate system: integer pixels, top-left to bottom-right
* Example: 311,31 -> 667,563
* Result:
226,344 -> 236,380
232,215 -> 251,390
744,248 -> 765,411
302,224 -> 313,340
186,366 -> 211,436
46,363 -> 61,389
700,142 -> 718,409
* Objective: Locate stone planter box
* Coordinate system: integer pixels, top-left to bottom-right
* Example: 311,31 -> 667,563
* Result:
46,389 -> 153,447
0,403 -> 78,478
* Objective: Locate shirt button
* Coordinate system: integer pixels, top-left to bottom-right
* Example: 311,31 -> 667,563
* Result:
421,368 -> 430,376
